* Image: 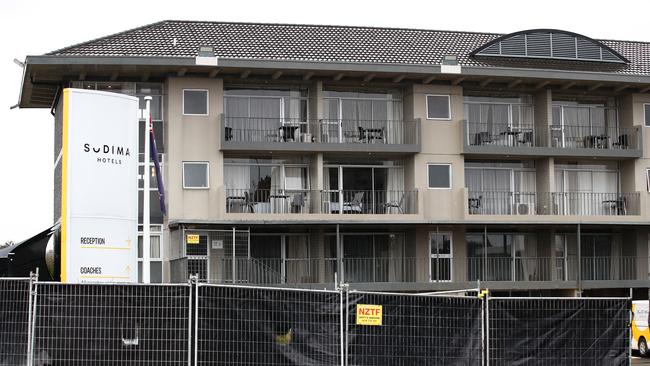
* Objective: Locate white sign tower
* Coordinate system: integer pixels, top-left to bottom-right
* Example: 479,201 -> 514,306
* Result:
60,88 -> 139,283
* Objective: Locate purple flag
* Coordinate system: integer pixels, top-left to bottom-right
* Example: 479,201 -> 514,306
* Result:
149,117 -> 166,215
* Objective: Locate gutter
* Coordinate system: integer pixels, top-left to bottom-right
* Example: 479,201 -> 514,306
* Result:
23,55 -> 650,84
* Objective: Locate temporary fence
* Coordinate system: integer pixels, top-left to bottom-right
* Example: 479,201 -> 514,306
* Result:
487,296 -> 630,366
0,276 -> 631,366
0,278 -> 31,366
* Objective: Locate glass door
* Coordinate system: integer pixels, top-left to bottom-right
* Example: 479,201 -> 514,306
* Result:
429,232 -> 452,282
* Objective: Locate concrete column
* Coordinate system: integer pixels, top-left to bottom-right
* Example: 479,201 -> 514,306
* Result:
536,157 -> 555,214
534,88 -> 553,146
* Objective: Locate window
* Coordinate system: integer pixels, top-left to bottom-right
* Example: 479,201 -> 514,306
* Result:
429,232 -> 452,282
646,169 -> 650,192
183,89 -> 209,115
645,104 -> 650,127
137,225 -> 163,283
426,95 -> 451,120
183,162 -> 209,189
427,164 -> 451,189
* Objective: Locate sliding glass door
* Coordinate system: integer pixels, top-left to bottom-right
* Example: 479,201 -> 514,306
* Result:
323,91 -> 403,143
323,164 -> 404,214
342,233 -> 404,283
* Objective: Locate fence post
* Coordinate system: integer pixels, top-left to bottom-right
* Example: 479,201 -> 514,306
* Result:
191,275 -> 198,366
188,275 -> 196,366
485,289 -> 490,366
26,270 -> 38,366
339,284 -> 345,366
341,284 -> 350,366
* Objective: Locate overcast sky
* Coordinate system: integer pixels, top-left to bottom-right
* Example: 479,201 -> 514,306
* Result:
1,0 -> 649,243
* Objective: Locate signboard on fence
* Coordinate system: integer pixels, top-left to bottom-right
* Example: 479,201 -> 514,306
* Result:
356,304 -> 383,325
60,88 -> 139,283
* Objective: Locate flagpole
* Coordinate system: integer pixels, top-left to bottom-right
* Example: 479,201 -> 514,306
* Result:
143,96 -> 152,284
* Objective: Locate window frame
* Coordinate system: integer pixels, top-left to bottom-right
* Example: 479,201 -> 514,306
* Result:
182,161 -> 210,189
427,163 -> 452,190
425,94 -> 452,120
182,89 -> 210,116
644,103 -> 650,127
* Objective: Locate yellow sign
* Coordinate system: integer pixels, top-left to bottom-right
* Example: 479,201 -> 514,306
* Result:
187,234 -> 200,244
356,304 -> 383,326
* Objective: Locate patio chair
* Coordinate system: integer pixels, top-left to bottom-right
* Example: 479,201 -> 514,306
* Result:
290,192 -> 306,213
383,192 -> 405,214
343,192 -> 364,213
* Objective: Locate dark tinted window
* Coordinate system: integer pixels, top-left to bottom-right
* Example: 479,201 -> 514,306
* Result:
426,95 -> 450,119
428,164 -> 451,188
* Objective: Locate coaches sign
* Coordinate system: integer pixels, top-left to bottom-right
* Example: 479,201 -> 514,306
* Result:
60,89 -> 139,283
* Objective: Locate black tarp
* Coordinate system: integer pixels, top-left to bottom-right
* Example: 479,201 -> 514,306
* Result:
6,226 -> 57,281
346,292 -> 483,366
32,283 -> 190,366
488,298 -> 630,366
196,285 -> 341,366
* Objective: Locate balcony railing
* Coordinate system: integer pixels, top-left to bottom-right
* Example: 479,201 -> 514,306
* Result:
187,256 -> 643,285
467,256 -> 640,282
466,122 -> 544,147
321,190 -> 418,214
467,191 -> 640,216
549,125 -> 639,150
226,189 -> 418,214
464,121 -> 640,154
319,119 -> 418,145
468,191 -> 537,215
223,116 -> 418,145
225,189 -> 317,214
224,117 -> 315,143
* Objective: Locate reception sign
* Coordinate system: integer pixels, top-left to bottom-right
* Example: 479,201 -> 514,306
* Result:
60,88 -> 139,283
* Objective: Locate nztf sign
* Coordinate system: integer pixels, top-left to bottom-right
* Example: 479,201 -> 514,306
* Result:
356,304 -> 383,326
60,88 -> 139,283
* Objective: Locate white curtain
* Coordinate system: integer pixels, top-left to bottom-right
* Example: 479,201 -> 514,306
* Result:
386,167 -> 404,210
286,235 -> 310,282
388,234 -> 404,282
224,165 -> 250,191
270,166 -> 282,193
285,167 -> 306,190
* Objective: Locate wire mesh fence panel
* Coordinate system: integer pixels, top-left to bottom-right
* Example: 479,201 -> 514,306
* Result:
33,283 -> 191,365
488,297 -> 630,366
0,278 -> 31,365
346,291 -> 483,365
196,284 -> 341,366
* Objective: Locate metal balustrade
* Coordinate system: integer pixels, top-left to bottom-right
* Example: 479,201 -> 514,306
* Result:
319,119 -> 418,145
226,189 -> 417,214
223,116 -> 418,145
464,121 -> 640,153
466,122 -> 543,147
225,188 -> 317,214
321,190 -> 418,214
467,191 -> 640,216
468,256 -> 640,282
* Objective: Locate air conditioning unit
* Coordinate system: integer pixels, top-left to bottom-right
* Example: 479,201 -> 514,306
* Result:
512,203 -> 531,215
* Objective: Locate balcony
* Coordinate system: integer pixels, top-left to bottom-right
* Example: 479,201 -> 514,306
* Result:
225,189 -> 418,215
183,256 -> 644,286
467,191 -> 640,216
467,256 -> 640,282
220,116 -> 420,153
463,121 -> 641,158
320,190 -> 418,215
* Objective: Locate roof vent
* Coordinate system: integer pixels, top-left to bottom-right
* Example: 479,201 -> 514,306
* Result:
441,55 -> 458,65
440,55 -> 461,74
198,46 -> 214,57
196,46 -> 218,66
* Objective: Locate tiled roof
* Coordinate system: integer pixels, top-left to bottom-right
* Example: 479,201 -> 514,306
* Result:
47,20 -> 650,76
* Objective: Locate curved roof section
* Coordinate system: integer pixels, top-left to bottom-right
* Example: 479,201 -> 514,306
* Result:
471,29 -> 629,64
